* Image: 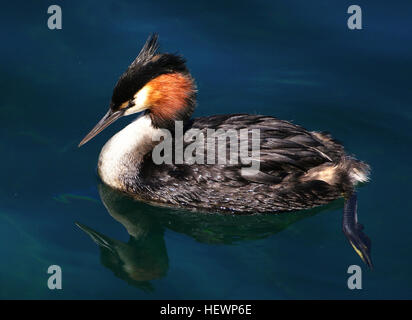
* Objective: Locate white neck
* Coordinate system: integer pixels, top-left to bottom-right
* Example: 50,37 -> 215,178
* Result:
98,114 -> 160,190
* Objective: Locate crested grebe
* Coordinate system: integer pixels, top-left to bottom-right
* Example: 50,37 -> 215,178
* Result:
79,34 -> 372,267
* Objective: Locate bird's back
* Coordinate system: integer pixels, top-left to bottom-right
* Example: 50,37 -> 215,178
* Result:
119,114 -> 366,213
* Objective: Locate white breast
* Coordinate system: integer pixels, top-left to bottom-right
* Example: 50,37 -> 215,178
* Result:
98,114 -> 160,190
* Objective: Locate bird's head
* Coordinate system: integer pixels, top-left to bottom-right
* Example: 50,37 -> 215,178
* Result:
79,34 -> 196,147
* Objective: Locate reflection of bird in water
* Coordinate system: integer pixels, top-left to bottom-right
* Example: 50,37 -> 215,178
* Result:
79,34 -> 372,267
76,184 -> 168,291
76,222 -> 166,292
76,183 -> 343,290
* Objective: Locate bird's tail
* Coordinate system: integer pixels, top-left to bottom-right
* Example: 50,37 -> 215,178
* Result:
341,157 -> 371,186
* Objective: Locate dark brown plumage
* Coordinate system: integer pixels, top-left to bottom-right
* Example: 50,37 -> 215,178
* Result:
122,114 -> 369,214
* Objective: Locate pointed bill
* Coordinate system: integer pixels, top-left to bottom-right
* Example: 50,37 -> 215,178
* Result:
78,109 -> 124,147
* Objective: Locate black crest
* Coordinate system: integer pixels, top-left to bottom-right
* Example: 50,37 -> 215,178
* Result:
111,33 -> 189,109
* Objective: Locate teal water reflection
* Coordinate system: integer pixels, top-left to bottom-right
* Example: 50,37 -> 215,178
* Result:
76,183 -> 342,292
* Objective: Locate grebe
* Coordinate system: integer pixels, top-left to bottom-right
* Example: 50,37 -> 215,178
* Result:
79,34 -> 372,267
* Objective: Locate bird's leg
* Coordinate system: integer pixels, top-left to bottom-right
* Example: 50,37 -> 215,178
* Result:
342,192 -> 373,269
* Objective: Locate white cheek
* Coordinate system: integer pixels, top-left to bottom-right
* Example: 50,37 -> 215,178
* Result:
124,86 -> 150,115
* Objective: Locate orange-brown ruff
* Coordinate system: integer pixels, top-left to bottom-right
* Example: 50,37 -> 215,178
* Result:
79,34 -> 373,268
147,73 -> 194,121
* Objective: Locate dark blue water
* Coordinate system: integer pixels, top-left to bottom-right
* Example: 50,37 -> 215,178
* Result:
1,0 -> 411,299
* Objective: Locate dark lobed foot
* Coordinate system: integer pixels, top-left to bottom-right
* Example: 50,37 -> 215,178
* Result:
342,192 -> 373,269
